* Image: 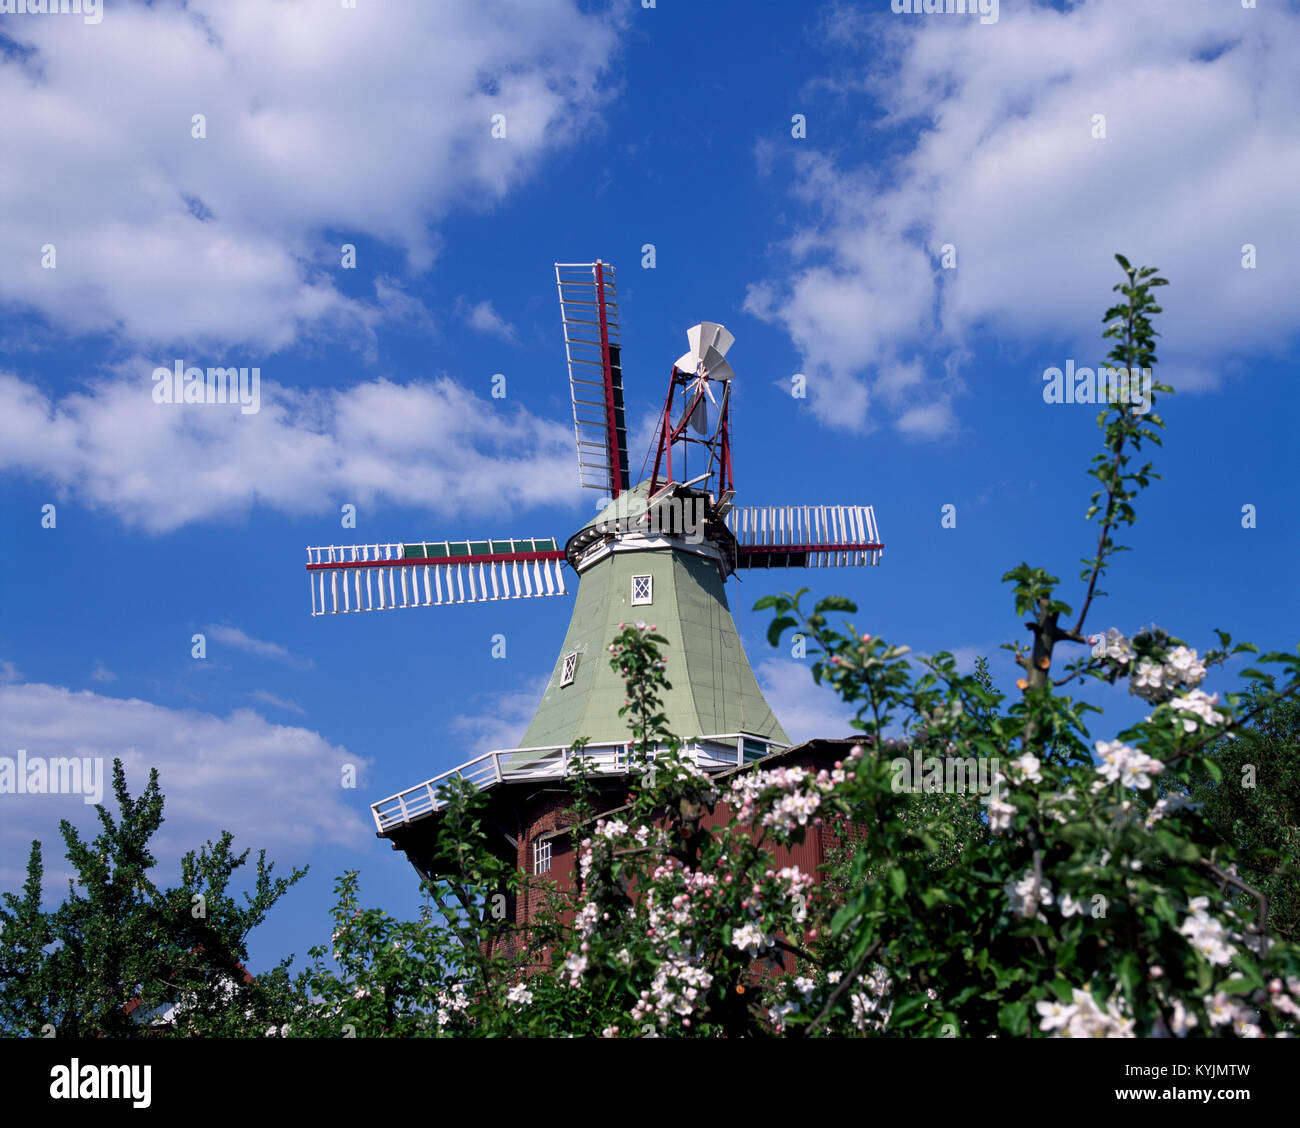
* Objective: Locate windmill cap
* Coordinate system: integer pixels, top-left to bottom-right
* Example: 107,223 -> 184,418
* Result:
565,479 -> 737,572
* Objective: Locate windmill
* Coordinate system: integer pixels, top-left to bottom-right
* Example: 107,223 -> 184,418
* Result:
303,261 -> 884,848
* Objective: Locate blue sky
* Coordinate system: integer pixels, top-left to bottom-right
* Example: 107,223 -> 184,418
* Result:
1,0 -> 1297,973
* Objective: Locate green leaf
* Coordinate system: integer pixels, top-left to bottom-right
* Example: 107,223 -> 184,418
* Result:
998,999 -> 1030,1036
766,616 -> 797,648
814,596 -> 858,615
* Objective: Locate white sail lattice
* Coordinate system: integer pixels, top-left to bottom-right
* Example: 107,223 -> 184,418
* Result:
306,541 -> 568,616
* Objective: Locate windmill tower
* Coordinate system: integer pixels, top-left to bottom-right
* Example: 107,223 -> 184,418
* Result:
304,261 -> 883,898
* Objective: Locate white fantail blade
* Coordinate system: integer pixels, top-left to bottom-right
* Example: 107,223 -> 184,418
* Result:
700,346 -> 734,383
695,321 -> 735,357
674,321 -> 735,375
686,392 -> 708,435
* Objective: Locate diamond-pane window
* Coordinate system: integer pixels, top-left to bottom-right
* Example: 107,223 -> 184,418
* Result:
533,838 -> 552,874
631,575 -> 653,605
560,652 -> 578,686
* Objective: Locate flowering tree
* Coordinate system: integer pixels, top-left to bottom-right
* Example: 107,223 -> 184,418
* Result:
278,256 -> 1300,1038
742,258 -> 1300,1037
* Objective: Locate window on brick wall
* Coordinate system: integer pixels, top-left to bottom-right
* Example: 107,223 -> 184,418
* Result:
533,838 -> 552,874
631,574 -> 652,605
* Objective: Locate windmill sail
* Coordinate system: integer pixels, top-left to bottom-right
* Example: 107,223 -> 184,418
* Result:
556,261 -> 630,497
727,505 -> 883,568
306,538 -> 567,616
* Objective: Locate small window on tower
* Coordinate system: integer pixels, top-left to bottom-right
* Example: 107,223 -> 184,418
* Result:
560,652 -> 578,686
631,574 -> 653,605
533,838 -> 552,874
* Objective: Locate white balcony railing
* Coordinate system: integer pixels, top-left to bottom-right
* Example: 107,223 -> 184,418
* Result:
369,734 -> 781,834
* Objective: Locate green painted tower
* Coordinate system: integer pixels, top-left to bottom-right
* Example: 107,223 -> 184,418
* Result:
516,482 -> 787,758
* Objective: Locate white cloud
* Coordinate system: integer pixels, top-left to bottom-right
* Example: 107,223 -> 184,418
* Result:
206,624 -> 312,669
754,658 -> 860,745
449,678 -> 548,756
89,661 -> 116,683
750,1 -> 1300,433
0,367 -> 582,532
0,661 -> 23,685
249,689 -> 305,715
0,680 -> 370,893
461,299 -> 518,343
0,0 -> 623,350
896,398 -> 958,439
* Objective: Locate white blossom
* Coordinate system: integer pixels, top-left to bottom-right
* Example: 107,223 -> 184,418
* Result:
1009,752 -> 1043,784
1092,740 -> 1162,791
1169,997 -> 1198,1037
1144,792 -> 1203,828
1036,998 -> 1076,1032
1180,904 -> 1238,967
732,922 -> 772,957
1090,628 -> 1134,665
985,792 -> 1016,833
1052,988 -> 1135,1038
1004,870 -> 1053,919
1169,689 -> 1225,733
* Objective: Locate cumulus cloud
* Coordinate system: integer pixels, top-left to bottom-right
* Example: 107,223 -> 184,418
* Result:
748,0 -> 1300,433
0,680 -> 370,893
461,299 -> 519,343
0,0 -> 623,350
754,658 -> 860,745
0,367 -> 581,532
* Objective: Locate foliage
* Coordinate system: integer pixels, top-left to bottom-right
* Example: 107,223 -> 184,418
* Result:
0,760 -> 305,1037
1185,690 -> 1300,943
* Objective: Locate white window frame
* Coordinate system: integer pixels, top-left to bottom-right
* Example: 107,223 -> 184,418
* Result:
533,838 -> 552,874
560,651 -> 578,687
631,574 -> 653,605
